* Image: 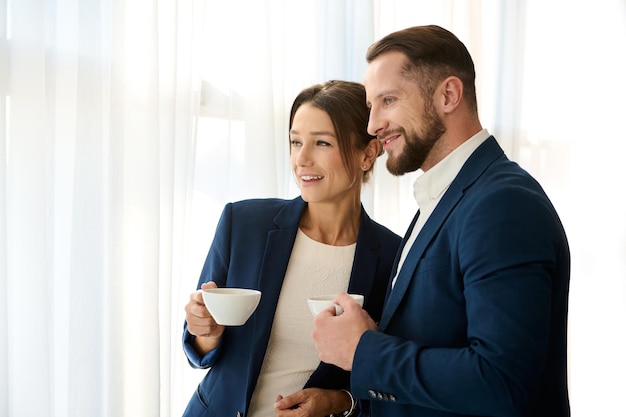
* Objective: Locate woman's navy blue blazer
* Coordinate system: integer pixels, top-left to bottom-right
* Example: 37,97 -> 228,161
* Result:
182,196 -> 401,417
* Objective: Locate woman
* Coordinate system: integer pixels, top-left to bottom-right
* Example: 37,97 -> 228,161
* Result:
182,80 -> 400,417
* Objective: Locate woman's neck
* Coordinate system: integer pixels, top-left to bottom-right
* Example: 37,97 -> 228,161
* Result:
299,199 -> 361,246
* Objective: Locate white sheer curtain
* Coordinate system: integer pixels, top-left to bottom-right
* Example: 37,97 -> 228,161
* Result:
2,0 -> 625,416
515,2 -> 626,416
1,0 -> 204,416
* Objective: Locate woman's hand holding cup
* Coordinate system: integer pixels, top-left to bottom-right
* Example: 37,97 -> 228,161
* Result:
184,281 -> 225,354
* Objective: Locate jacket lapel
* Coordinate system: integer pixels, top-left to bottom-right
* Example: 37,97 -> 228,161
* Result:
385,209 -> 420,298
378,188 -> 463,331
347,208 -> 381,302
246,198 -> 305,376
378,137 -> 504,331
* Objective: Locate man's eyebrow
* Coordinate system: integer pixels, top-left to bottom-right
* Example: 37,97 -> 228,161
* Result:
378,88 -> 399,98
367,88 -> 399,105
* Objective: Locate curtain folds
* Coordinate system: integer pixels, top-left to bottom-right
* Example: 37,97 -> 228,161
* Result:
1,0 -> 204,416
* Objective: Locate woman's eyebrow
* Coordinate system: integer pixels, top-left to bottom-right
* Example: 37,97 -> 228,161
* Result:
289,129 -> 336,137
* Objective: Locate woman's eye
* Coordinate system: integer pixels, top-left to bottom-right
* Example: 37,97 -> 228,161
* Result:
290,140 -> 302,147
317,140 -> 331,147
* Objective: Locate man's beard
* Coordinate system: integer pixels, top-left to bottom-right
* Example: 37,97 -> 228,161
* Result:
385,104 -> 446,176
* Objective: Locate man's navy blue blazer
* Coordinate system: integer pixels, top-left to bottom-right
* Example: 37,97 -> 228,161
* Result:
182,196 -> 401,417
351,136 -> 571,417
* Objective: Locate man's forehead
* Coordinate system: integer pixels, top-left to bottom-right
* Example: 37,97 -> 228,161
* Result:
365,59 -> 411,97
367,51 -> 408,71
365,52 -> 407,84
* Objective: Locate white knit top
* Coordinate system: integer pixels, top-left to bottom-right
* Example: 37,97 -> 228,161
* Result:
246,228 -> 356,416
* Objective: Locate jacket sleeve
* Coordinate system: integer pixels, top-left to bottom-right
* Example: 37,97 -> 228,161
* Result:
182,203 -> 234,369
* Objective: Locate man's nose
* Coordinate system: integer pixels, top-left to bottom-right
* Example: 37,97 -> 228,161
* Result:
367,107 -> 386,137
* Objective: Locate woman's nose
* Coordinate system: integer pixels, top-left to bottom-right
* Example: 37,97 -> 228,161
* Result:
294,146 -> 312,166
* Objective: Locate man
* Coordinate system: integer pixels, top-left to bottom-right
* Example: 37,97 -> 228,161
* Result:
312,25 -> 570,417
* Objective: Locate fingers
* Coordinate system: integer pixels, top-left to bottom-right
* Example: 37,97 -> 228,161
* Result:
185,281 -> 224,338
188,281 -> 218,315
312,294 -> 372,370
274,390 -> 309,412
318,305 -> 338,318
274,392 -> 298,410
333,292 -> 361,313
185,291 -> 208,317
200,281 -> 218,291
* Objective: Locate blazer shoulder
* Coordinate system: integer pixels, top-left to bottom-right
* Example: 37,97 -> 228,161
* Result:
360,208 -> 401,246
226,196 -> 304,225
374,221 -> 401,244
229,197 -> 291,212
456,136 -> 546,198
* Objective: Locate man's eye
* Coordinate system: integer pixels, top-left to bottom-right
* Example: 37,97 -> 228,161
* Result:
384,97 -> 394,105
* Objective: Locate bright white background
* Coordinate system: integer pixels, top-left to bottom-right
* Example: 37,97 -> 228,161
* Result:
1,1 -> 625,416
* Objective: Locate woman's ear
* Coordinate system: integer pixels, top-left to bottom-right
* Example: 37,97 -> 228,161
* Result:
363,139 -> 380,166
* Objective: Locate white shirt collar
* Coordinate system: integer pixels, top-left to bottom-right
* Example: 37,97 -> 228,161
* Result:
413,129 -> 490,208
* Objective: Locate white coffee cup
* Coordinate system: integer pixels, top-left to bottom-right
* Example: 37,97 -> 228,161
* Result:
307,293 -> 364,316
202,288 -> 262,326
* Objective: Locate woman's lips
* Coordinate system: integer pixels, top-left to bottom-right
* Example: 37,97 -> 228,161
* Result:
299,175 -> 324,184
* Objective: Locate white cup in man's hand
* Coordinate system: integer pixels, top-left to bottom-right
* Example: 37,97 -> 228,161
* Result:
307,294 -> 364,316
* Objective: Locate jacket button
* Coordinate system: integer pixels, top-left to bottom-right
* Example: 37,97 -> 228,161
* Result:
368,390 -> 377,398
